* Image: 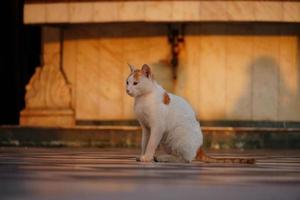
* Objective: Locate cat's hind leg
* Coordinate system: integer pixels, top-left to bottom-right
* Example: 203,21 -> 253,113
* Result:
154,154 -> 187,163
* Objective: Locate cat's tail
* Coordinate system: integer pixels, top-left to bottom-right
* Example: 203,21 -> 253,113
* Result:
196,147 -> 255,164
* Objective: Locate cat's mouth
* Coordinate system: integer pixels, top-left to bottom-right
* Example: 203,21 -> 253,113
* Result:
126,91 -> 134,97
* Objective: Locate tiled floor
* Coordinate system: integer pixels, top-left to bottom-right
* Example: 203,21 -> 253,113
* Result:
0,148 -> 299,200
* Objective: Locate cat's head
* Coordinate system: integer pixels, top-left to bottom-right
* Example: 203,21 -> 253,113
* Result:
126,64 -> 154,97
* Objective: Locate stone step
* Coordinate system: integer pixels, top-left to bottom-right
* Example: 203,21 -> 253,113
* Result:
0,125 -> 300,149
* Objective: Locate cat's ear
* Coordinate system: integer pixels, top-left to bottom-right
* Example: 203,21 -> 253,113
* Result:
128,63 -> 136,73
141,64 -> 152,79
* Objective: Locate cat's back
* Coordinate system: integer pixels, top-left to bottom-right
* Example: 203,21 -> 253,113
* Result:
167,93 -> 197,122
164,93 -> 201,138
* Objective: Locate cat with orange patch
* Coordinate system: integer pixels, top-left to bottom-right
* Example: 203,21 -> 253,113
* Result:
126,64 -> 254,164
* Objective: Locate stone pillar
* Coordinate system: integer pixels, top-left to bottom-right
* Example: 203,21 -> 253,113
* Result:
20,27 -> 75,127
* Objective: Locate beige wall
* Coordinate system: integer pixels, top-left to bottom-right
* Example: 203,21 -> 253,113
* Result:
63,24 -> 172,120
181,24 -> 300,121
24,1 -> 300,24
60,23 -> 300,122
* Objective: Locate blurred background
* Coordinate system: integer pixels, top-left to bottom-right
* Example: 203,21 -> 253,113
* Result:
1,3 -> 300,199
1,0 -> 300,148
1,0 -> 40,125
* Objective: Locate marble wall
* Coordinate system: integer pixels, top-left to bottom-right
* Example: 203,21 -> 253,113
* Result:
58,23 -> 300,122
20,28 -> 75,127
24,1 -> 300,24
63,24 -> 172,121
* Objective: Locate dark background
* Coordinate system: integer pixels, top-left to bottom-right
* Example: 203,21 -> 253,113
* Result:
1,0 -> 40,125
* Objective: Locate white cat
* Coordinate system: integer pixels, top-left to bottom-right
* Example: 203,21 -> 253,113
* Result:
126,64 -> 255,164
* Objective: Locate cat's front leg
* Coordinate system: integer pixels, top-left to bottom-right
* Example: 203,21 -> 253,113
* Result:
136,124 -> 150,161
140,126 -> 164,162
140,125 -> 150,155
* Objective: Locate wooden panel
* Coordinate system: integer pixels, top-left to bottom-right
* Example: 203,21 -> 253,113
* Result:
198,24 -> 227,120
252,25 -> 280,121
225,25 -> 253,120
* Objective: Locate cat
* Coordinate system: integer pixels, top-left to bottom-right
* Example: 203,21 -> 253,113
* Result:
126,64 -> 255,164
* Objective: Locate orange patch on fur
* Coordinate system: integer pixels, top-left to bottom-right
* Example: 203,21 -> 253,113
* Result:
133,70 -> 142,80
127,70 -> 142,81
163,92 -> 170,105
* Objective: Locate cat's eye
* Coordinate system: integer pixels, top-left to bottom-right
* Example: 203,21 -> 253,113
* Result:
133,82 -> 138,85
126,81 -> 129,85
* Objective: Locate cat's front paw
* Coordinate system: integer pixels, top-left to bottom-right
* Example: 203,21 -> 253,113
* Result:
137,155 -> 153,162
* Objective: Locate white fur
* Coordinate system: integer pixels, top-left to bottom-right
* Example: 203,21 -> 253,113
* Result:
126,64 -> 203,163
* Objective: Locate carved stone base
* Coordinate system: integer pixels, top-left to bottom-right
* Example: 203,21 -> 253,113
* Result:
20,109 -> 75,127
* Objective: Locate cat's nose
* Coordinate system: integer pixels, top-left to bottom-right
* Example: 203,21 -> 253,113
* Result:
126,89 -> 130,93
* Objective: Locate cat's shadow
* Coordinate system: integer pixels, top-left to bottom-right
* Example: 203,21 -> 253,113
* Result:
230,56 -> 300,122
